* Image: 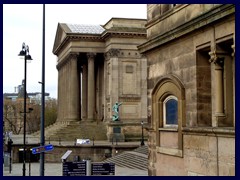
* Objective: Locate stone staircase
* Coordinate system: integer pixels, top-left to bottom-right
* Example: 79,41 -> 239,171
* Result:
32,121 -> 107,141
102,145 -> 148,170
32,121 -> 70,138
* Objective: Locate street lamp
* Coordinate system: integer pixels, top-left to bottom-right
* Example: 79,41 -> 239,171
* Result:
141,121 -> 145,146
18,42 -> 33,176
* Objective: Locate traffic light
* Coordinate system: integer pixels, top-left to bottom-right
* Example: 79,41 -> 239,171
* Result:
7,139 -> 13,153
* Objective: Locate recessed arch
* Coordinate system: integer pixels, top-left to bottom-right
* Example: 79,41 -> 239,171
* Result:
152,74 -> 185,156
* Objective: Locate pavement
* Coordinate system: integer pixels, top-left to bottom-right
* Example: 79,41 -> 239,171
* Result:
3,163 -> 148,176
4,134 -> 148,176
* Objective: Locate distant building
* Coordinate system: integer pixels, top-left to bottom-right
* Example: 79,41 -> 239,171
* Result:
3,79 -> 50,103
3,80 -> 51,134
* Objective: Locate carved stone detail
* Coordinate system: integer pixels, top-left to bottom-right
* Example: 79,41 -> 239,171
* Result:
231,45 -> 235,57
87,52 -> 96,59
105,49 -> 120,60
209,51 -> 225,69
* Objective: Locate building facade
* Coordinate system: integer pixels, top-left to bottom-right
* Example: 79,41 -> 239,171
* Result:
53,18 -> 148,141
139,4 -> 235,176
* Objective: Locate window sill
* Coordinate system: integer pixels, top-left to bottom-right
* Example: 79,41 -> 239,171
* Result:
156,146 -> 183,157
158,127 -> 178,132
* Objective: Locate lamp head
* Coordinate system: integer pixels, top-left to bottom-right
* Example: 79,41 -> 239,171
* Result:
26,55 -> 33,60
18,50 -> 26,56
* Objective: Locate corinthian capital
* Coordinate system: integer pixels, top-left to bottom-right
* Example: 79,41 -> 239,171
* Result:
106,48 -> 120,59
68,53 -> 78,60
87,52 -> 96,59
209,51 -> 225,66
231,45 -> 235,57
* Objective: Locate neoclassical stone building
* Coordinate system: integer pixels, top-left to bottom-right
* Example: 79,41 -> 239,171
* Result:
53,18 -> 148,141
139,4 -> 235,176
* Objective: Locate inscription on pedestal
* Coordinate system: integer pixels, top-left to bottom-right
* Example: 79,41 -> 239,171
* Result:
113,127 -> 121,133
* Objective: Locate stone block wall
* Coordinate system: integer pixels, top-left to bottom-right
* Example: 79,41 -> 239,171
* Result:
140,4 -> 235,176
184,134 -> 235,176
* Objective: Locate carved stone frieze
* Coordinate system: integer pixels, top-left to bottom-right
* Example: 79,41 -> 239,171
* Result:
119,96 -> 141,102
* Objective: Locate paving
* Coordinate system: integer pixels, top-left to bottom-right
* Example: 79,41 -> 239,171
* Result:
3,144 -> 148,176
3,163 -> 147,176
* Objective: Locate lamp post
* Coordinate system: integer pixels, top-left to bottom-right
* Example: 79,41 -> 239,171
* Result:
18,42 -> 33,176
141,121 -> 145,146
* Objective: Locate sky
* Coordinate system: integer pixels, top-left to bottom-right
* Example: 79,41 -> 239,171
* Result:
3,4 -> 147,99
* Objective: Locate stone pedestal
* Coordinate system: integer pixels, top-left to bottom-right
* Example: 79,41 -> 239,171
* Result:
107,121 -> 125,142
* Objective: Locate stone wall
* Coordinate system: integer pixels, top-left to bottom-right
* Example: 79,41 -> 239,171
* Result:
184,134 -> 235,176
140,4 -> 235,176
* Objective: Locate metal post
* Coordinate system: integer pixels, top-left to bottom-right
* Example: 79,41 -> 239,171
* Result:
40,4 -> 45,176
141,121 -> 145,146
29,149 -> 31,176
23,55 -> 27,176
59,138 -> 61,145
8,138 -> 12,174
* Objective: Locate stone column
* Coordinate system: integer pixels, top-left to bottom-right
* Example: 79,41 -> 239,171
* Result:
68,54 -> 80,121
64,62 -> 68,120
56,65 -> 62,122
209,50 -> 225,125
79,66 -> 82,121
82,63 -> 88,120
87,53 -> 96,120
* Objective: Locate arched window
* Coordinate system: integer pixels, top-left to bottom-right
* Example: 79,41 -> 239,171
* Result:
152,75 -> 185,157
163,96 -> 178,127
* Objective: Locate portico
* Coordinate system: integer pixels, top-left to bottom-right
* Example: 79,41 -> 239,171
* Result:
56,51 -> 105,122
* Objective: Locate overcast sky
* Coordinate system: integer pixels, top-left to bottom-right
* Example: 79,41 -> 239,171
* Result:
3,4 -> 147,98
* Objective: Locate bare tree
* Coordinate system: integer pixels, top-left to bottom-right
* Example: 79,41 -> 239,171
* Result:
3,99 -> 23,134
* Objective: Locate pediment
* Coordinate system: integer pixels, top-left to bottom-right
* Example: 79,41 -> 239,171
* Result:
52,23 -> 71,55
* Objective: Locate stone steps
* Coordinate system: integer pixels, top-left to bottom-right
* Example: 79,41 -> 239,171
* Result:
31,121 -> 70,138
102,145 -> 148,170
47,121 -> 107,141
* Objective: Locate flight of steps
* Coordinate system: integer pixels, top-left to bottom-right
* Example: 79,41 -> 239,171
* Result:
32,121 -> 69,138
32,121 -> 107,141
102,145 -> 148,171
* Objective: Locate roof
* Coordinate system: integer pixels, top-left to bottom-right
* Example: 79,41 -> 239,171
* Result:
66,24 -> 105,34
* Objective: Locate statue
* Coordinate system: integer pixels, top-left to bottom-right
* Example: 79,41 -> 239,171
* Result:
112,101 -> 122,121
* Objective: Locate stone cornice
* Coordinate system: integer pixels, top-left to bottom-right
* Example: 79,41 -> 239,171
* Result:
102,31 -> 146,40
54,31 -> 145,56
182,127 -> 235,137
138,4 -> 235,54
53,34 -> 104,56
